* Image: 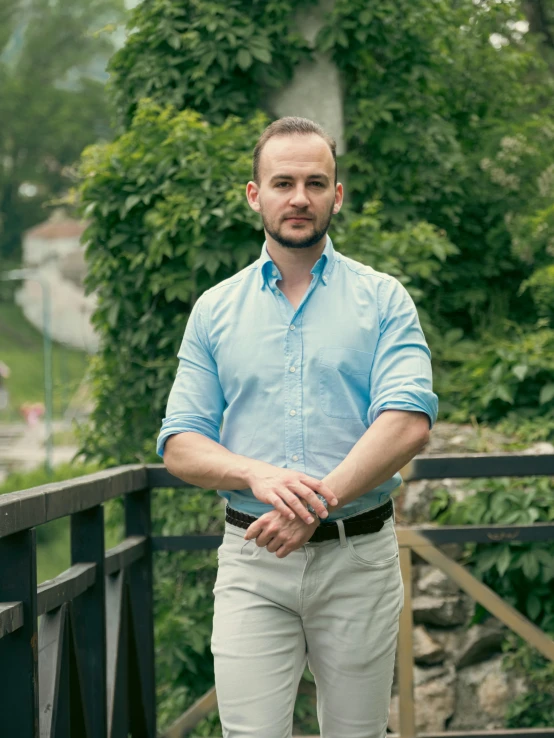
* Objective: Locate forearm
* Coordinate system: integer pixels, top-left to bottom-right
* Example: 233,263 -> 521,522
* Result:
323,410 -> 430,513
163,432 -> 263,490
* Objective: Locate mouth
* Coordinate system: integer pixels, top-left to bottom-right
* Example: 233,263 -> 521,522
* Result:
284,217 -> 312,222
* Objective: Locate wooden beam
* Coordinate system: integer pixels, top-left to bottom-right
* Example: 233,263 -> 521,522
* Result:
397,548 -> 416,738
161,687 -> 218,738
105,536 -> 147,577
409,531 -> 554,662
37,563 -> 96,616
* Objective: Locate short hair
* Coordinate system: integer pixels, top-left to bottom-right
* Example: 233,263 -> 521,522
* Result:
252,117 -> 337,185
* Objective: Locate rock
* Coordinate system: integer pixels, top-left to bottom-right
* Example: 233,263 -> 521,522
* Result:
416,566 -> 461,598
413,625 -> 445,665
522,441 -> 554,455
389,664 -> 456,734
448,656 -> 526,731
412,595 -> 472,627
455,619 -> 506,668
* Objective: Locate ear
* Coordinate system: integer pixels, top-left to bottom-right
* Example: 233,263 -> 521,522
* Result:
246,181 -> 261,212
332,182 -> 344,214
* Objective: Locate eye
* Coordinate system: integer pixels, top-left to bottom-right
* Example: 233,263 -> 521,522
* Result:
310,181 -> 325,187
275,182 -> 290,188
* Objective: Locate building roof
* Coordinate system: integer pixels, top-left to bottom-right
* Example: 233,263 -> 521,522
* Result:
25,219 -> 88,240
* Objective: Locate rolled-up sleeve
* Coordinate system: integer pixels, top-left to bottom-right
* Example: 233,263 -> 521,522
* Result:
156,296 -> 225,457
368,278 -> 438,428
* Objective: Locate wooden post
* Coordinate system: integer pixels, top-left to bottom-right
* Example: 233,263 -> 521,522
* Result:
71,505 -> 108,738
125,488 -> 156,737
0,529 -> 39,737
397,546 -> 416,738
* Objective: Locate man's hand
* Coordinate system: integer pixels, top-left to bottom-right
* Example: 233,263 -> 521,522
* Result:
247,460 -> 338,525
243,508 -> 320,558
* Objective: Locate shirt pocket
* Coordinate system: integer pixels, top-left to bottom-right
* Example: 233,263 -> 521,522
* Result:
318,347 -> 373,419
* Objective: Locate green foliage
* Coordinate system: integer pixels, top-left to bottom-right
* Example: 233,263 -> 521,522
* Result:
431,477 -> 554,726
107,0 -> 315,129
431,477 -> 554,630
503,635 -> 554,728
77,102 -> 267,464
0,0 -> 126,259
439,321 -> 554,424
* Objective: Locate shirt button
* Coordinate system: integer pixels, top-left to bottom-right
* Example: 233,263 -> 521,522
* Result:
289,409 -> 296,416
322,276 -> 328,284
290,324 -> 295,331
273,289 -> 279,295
289,366 -> 296,373
292,454 -> 299,462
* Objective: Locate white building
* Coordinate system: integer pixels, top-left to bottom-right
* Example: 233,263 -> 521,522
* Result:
16,210 -> 99,352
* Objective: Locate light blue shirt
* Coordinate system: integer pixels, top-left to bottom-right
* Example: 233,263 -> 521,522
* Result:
157,235 -> 438,521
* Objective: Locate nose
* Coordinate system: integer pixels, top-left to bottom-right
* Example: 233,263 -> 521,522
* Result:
289,186 -> 310,208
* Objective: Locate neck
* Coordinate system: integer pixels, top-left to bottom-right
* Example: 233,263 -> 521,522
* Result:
266,235 -> 327,287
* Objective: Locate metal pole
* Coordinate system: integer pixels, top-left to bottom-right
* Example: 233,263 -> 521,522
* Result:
40,278 -> 54,475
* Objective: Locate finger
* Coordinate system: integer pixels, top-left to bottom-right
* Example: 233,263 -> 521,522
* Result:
273,489 -> 314,524
300,476 -> 339,506
291,482 -> 329,519
269,493 -> 298,521
244,514 -> 270,539
275,545 -> 290,559
266,537 -> 282,553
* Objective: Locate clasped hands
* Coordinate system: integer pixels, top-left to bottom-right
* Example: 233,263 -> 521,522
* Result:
243,464 -> 339,559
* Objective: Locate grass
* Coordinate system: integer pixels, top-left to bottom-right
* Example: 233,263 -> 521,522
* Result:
0,302 -> 90,420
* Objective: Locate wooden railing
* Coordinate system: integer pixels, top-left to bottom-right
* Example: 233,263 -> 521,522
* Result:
0,455 -> 554,738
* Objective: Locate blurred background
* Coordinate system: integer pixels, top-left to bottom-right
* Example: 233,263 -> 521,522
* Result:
1,0 -> 554,734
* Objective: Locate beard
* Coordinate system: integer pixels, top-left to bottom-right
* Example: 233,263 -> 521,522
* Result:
262,202 -> 335,249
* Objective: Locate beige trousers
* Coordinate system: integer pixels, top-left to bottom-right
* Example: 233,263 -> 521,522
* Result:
211,510 -> 404,738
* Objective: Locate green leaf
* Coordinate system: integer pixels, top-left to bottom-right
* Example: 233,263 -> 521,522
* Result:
237,49 -> 252,70
539,383 -> 554,405
520,551 -> 540,580
496,546 -> 512,577
526,592 -> 541,622
512,364 -> 528,381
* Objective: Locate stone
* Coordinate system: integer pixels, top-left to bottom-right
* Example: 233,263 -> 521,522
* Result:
389,664 -> 456,734
522,441 -> 554,455
412,595 -> 472,627
413,625 -> 445,665
454,619 -> 506,668
416,565 -> 461,598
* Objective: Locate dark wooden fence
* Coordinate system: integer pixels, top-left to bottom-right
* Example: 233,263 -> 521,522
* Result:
0,454 -> 554,738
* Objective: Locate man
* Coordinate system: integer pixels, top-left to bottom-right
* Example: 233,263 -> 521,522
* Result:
157,117 -> 438,738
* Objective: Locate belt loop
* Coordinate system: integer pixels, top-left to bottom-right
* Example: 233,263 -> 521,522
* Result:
336,519 -> 348,548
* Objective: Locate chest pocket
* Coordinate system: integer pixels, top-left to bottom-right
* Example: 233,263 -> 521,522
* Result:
318,347 -> 373,420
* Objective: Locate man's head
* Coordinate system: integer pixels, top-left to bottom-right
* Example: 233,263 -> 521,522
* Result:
246,117 -> 343,251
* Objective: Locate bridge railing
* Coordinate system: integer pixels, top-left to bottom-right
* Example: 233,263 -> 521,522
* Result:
1,455 -> 554,738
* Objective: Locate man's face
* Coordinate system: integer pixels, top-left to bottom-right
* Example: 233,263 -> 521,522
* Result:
246,134 -> 343,250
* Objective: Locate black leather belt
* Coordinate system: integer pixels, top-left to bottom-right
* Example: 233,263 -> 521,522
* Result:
225,499 -> 393,543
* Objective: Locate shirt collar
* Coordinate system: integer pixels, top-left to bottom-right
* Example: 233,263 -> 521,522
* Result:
259,235 -> 336,290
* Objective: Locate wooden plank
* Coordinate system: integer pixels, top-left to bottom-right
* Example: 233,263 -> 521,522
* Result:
38,604 -> 69,738
152,534 -> 223,552
71,505 -> 107,738
161,686 -> 218,738
406,452 -> 554,480
125,489 -> 156,737
105,570 -> 129,738
397,547 -> 416,738
409,531 -> 554,662
146,464 -> 194,489
0,601 -> 24,638
396,523 -> 554,547
104,536 -> 147,577
0,465 -> 147,538
0,528 -> 39,736
37,563 -> 96,616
